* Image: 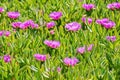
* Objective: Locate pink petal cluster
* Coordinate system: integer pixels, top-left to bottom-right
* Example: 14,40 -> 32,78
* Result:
11,20 -> 39,29
0,31 -> 10,37
77,44 -> 94,54
46,21 -> 55,29
106,36 -> 116,42
50,30 -> 55,35
44,40 -> 60,49
63,57 -> 79,67
107,2 -> 120,10
7,12 -> 20,19
96,18 -> 115,29
3,55 -> 11,63
0,7 -> 4,13
82,16 -> 93,24
87,44 -> 94,51
65,22 -> 81,32
49,12 -> 62,20
57,67 -> 61,72
34,54 -> 47,61
82,4 -> 95,11
77,46 -> 86,54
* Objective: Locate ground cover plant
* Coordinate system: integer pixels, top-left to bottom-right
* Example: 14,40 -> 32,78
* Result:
0,0 -> 120,80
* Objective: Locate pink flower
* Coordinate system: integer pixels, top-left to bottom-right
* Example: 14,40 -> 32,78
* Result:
0,31 -> 4,36
7,12 -> 20,19
81,16 -> 86,23
4,31 -> 10,37
87,44 -> 94,51
111,36 -> 116,42
11,22 -> 22,28
82,4 -> 95,11
106,36 -> 111,41
81,16 -> 93,24
63,57 -> 79,67
107,2 -> 120,10
46,21 -> 55,29
34,54 -> 46,61
31,23 -> 39,29
96,18 -> 115,29
65,22 -> 81,32
0,7 -> 4,13
19,20 -> 39,29
77,46 -> 85,54
44,40 -> 60,49
3,55 -> 11,63
50,30 -> 55,35
49,12 -> 62,20
57,67 -> 61,72
88,18 -> 92,24
106,36 -> 116,42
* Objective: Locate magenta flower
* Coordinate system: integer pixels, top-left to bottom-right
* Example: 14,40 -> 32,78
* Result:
106,36 -> 111,41
50,30 -> 55,35
0,31 -> 4,36
107,2 -> 120,10
0,7 -> 4,13
96,18 -> 115,29
4,31 -> 10,37
46,21 -> 55,29
81,16 -> 86,23
81,16 -> 93,24
7,12 -> 20,19
88,18 -> 92,24
63,57 -> 79,67
65,22 -> 81,32
11,22 -> 22,28
3,55 -> 11,63
77,46 -> 85,54
82,4 -> 95,11
106,36 -> 116,42
31,23 -> 39,29
57,67 -> 61,72
44,40 -> 60,48
49,11 -> 62,20
19,20 -> 39,29
111,36 -> 116,42
34,54 -> 47,61
87,44 -> 94,51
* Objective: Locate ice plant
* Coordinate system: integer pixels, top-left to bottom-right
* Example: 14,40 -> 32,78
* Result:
63,57 -> 79,67
77,46 -> 85,54
96,18 -> 115,29
4,31 -> 10,37
87,44 -> 94,51
107,2 -> 120,10
19,20 -> 39,29
106,36 -> 116,42
7,12 -> 20,19
50,30 -> 55,35
0,7 -> 4,13
44,40 -> 60,48
3,55 -> 11,63
0,31 -> 4,36
88,18 -> 93,24
57,67 -> 61,73
65,22 -> 81,32
34,54 -> 47,61
81,16 -> 93,24
11,22 -> 22,28
46,21 -> 55,29
49,11 -> 62,20
82,4 -> 95,11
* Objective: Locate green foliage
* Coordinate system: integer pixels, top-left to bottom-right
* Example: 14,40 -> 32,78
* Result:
0,0 -> 120,80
